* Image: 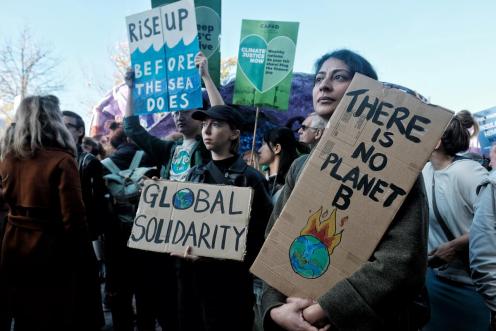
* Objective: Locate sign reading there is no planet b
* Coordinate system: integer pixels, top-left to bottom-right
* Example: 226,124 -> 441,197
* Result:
250,75 -> 454,299
233,20 -> 299,110
126,0 -> 202,115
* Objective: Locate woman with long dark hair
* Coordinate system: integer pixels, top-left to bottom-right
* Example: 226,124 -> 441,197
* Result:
258,127 -> 300,201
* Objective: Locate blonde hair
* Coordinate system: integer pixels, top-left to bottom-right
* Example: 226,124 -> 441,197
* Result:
0,95 -> 76,160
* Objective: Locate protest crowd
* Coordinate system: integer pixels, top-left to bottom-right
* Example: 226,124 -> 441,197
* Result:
1,4 -> 496,331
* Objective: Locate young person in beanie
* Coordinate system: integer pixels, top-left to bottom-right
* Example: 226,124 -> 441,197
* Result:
175,105 -> 273,331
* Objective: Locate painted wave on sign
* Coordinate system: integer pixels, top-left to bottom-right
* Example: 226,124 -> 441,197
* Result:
128,0 -> 198,53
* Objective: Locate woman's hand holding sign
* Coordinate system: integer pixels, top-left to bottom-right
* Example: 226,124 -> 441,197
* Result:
270,297 -> 330,331
302,302 -> 331,330
171,245 -> 200,261
194,52 -> 210,79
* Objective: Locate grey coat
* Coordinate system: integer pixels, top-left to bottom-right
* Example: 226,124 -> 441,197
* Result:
470,171 -> 496,313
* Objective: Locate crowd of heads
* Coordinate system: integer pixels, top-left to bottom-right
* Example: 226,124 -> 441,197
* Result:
1,95 -> 76,160
2,48 -> 492,172
1,46 -> 495,331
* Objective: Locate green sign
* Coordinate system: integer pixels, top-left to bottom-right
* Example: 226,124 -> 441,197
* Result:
233,20 -> 299,110
152,0 -> 221,87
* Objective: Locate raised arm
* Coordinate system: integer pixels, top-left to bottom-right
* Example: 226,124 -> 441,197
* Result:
195,52 -> 224,107
122,68 -> 173,165
124,69 -> 135,117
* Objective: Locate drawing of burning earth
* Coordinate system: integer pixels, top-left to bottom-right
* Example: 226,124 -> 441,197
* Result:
289,207 -> 347,279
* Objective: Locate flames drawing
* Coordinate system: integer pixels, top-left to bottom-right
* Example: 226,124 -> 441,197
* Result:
289,207 -> 346,279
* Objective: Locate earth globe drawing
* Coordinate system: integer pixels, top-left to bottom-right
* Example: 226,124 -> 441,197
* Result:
172,188 -> 194,210
289,234 -> 330,279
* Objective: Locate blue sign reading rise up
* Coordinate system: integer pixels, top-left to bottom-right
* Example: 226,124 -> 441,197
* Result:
126,0 -> 202,115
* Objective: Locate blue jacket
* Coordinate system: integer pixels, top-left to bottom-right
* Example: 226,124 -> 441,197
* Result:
470,171 -> 496,313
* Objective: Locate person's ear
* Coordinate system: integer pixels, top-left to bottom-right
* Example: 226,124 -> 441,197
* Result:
273,143 -> 282,155
230,129 -> 241,140
77,127 -> 84,140
315,128 -> 323,141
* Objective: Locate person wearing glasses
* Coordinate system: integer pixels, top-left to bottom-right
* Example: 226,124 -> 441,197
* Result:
298,112 -> 326,150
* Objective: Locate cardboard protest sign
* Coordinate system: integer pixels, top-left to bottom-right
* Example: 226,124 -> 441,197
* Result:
128,180 -> 253,261
126,0 -> 202,115
152,0 -> 222,87
233,20 -> 299,110
250,74 -> 454,298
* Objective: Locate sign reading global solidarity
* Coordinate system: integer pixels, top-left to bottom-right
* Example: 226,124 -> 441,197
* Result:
251,74 -> 454,299
127,180 -> 253,261
126,0 -> 202,115
233,20 -> 299,110
151,0 -> 222,87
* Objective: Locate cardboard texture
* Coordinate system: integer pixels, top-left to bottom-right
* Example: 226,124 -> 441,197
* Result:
128,180 -> 253,261
250,74 -> 454,298
126,0 -> 202,115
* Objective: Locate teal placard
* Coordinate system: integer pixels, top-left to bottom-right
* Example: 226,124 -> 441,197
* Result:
126,1 -> 202,115
233,20 -> 299,110
152,0 -> 221,87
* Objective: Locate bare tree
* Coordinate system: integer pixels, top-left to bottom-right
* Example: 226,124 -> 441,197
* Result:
221,56 -> 237,85
77,41 -> 130,112
110,41 -> 130,84
0,27 -> 63,104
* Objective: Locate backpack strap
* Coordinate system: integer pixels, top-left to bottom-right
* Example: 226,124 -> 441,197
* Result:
78,152 -> 92,185
476,179 -> 491,195
102,158 -> 121,175
431,173 -> 456,241
129,151 -> 144,172
78,152 -> 93,171
206,162 -> 230,184
477,179 -> 496,215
